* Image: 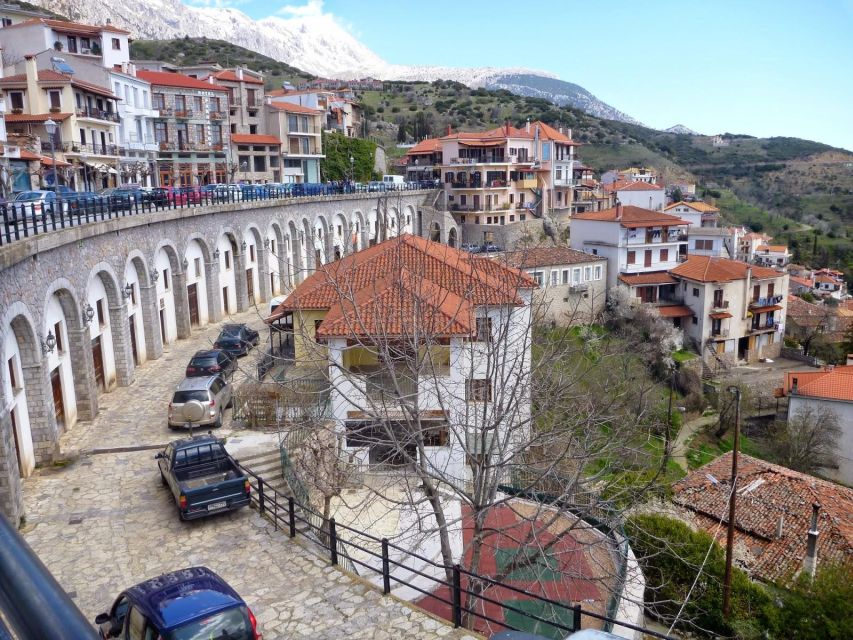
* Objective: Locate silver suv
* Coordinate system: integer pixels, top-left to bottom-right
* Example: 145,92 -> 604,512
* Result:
168,375 -> 232,429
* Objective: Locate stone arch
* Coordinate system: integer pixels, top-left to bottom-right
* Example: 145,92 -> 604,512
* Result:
350,210 -> 366,252
152,242 -> 182,343
287,219 -> 302,287
182,237 -> 211,328
42,277 -> 92,428
266,221 -> 285,297
366,208 -> 378,246
85,261 -> 132,391
1,302 -> 43,478
403,205 -> 416,234
430,221 -> 442,243
331,212 -> 349,259
243,224 -> 264,306
448,227 -> 458,248
312,214 -> 330,267
216,228 -> 241,317
124,250 -> 154,365
302,217 -> 314,273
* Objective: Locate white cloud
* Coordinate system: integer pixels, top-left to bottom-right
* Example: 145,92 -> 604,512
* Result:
277,0 -> 325,18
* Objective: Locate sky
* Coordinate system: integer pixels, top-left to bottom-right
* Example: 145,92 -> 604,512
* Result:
194,0 -> 853,150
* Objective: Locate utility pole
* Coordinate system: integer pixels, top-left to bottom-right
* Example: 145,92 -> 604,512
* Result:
664,366 -> 675,465
722,385 -> 741,619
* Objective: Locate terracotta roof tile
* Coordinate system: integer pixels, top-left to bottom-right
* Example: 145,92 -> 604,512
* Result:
230,133 -> 280,145
4,112 -> 73,123
136,70 -> 228,92
274,235 -> 537,336
657,305 -> 694,318
664,200 -> 719,213
573,205 -> 689,228
757,244 -> 789,252
3,17 -> 129,34
618,272 -> 678,286
673,452 -> 853,584
211,70 -> 264,85
268,102 -> 322,115
502,246 -> 605,269
407,138 -> 443,155
783,365 -> 853,402
671,255 -> 782,283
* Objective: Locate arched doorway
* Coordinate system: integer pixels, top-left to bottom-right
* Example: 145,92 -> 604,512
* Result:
184,238 -> 210,328
124,255 -> 147,366
2,309 -> 38,477
216,232 -> 239,317
85,266 -> 123,393
153,245 -> 179,345
448,227 -> 458,248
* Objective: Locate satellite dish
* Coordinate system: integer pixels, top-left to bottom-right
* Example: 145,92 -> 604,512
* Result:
182,400 -> 206,423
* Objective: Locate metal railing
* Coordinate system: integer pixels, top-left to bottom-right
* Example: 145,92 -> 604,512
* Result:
235,463 -> 673,639
0,514 -> 99,639
0,181 -> 438,247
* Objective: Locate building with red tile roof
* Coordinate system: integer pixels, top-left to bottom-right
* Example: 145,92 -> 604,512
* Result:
673,452 -> 853,584
402,138 -> 443,182
265,101 -> 325,183
779,365 -> 853,485
269,233 -> 536,484
664,200 -> 722,228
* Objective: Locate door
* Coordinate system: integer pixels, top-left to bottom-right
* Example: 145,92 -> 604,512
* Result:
51,368 -> 65,428
222,287 -> 229,314
92,337 -> 105,391
187,283 -> 200,327
128,316 -> 139,366
473,194 -> 480,211
246,269 -> 254,304
159,308 -> 166,344
10,408 -> 22,477
644,250 -> 652,267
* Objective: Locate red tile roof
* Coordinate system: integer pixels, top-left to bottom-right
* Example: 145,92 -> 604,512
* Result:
407,138 -> 443,155
671,255 -> 782,283
274,235 -> 537,337
657,305 -> 694,318
573,205 -> 689,228
4,17 -> 129,34
757,244 -> 789,253
136,70 -> 228,92
783,365 -> 853,402
210,70 -> 264,85
4,112 -> 73,123
502,246 -> 606,269
612,180 -> 663,192
440,121 -> 577,145
673,452 -> 853,584
664,200 -> 719,213
230,134 -> 281,145
789,275 -> 815,288
617,272 -> 678,286
268,101 -> 322,114
0,69 -> 117,98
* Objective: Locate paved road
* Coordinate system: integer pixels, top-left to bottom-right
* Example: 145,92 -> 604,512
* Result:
22,308 -> 471,639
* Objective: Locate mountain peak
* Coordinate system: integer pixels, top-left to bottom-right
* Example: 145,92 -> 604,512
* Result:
664,124 -> 700,135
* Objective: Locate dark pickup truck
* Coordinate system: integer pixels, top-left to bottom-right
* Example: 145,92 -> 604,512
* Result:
156,435 -> 250,520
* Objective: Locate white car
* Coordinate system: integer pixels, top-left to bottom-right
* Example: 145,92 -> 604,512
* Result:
8,190 -> 69,220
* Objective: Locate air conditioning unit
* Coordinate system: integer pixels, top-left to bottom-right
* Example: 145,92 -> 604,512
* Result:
569,282 -> 589,293
81,47 -> 91,54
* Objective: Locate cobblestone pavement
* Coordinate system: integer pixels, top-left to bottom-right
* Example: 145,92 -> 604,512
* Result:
22,309 -> 473,639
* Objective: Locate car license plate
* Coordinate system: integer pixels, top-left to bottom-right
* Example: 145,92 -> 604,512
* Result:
208,501 -> 227,511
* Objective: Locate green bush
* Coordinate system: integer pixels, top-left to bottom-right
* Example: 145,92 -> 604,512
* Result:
771,565 -> 853,640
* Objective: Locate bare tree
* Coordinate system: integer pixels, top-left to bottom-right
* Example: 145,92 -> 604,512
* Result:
771,405 -> 841,474
275,238 -> 672,632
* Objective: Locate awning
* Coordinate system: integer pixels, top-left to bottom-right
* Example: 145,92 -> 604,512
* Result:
657,305 -> 694,318
85,162 -> 118,174
618,272 -> 678,286
709,312 -> 733,319
40,156 -> 71,167
750,304 -> 782,313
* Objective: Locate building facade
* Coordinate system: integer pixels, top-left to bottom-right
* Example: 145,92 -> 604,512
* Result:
605,180 -> 665,211
265,102 -> 323,183
136,70 -> 230,187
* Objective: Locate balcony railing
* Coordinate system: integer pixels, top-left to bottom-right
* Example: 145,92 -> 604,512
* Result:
174,109 -> 193,119
209,111 -> 226,120
75,107 -> 119,122
288,125 -> 320,135
45,141 -> 119,155
749,295 -> 784,309
711,329 -> 730,338
711,299 -> 730,311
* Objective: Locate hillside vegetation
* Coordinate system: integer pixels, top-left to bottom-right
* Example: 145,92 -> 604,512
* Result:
133,38 -> 853,280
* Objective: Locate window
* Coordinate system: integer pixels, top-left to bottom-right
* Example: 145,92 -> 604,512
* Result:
210,125 -> 222,145
550,270 -> 558,286
224,250 -> 231,269
49,323 -> 64,356
584,266 -> 591,281
152,93 -> 165,110
768,282 -> 775,298
691,316 -> 698,325
193,96 -> 203,112
753,284 -> 761,302
162,269 -> 170,290
194,258 -> 201,278
132,87 -> 138,107
532,271 -> 543,286
692,288 -> 699,297
423,424 -> 449,447
660,248 -> 669,262
111,37 -> 121,50
249,245 -> 255,262
209,96 -> 221,112
475,316 -> 492,343
174,95 -> 186,112
572,268 -> 581,283
627,250 -> 636,265
9,91 -> 24,110
644,250 -> 652,267
175,123 -> 188,148
466,379 -> 492,402
129,283 -> 137,306
154,121 -> 167,143
594,265 -> 602,280
561,269 -> 569,285
314,319 -> 323,342
48,90 -> 61,109
96,299 -> 106,327
195,124 -> 205,144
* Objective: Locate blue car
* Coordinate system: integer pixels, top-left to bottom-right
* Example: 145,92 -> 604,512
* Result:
95,566 -> 261,639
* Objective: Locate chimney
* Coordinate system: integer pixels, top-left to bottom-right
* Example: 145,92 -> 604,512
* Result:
208,76 -> 215,85
525,117 -> 531,134
446,125 -> 452,136
847,354 -> 853,366
568,127 -> 572,140
505,121 -> 510,136
24,55 -> 39,101
615,200 -> 623,221
776,515 -> 784,540
236,67 -> 244,80
803,502 -> 821,579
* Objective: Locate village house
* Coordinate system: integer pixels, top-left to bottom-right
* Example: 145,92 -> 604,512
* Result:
571,164 -> 612,214
268,234 -> 535,485
673,452 -> 853,585
402,137 -> 442,183
501,246 -> 607,325
670,256 -> 788,365
663,200 -> 721,227
264,101 -> 324,183
603,180 -> 665,211
0,2 -> 52,28
754,243 -> 791,267
136,70 -> 230,186
268,87 -> 363,139
812,268 -> 846,299
737,231 -> 773,262
601,166 -> 657,185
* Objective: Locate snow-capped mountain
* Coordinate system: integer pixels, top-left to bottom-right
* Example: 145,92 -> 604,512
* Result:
664,124 -> 700,135
33,0 -> 640,123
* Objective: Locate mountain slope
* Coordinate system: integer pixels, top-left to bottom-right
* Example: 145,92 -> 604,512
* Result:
35,0 -> 639,124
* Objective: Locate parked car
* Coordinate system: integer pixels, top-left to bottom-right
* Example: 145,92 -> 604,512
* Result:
175,186 -> 203,204
366,180 -> 385,192
481,243 -> 503,253
141,186 -> 170,207
213,184 -> 243,202
214,323 -> 260,357
155,434 -> 250,520
167,375 -> 232,429
8,190 -> 68,219
94,566 -> 261,639
460,243 -> 482,253
240,184 -> 266,199
382,174 -> 405,190
45,184 -> 77,198
185,349 -> 237,378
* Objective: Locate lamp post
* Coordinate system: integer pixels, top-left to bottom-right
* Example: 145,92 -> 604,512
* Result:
80,152 -> 89,192
44,118 -> 58,190
349,154 -> 355,182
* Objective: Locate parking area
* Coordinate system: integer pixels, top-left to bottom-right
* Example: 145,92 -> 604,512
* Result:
21,308 -> 470,639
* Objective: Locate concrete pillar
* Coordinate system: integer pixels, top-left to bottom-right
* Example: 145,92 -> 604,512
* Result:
234,252 -> 249,312
138,282 -> 163,361
257,247 -> 271,303
66,326 -> 98,421
0,400 -> 23,526
108,301 -> 135,387
205,260 -> 223,324
20,358 -> 60,465
172,271 -> 192,340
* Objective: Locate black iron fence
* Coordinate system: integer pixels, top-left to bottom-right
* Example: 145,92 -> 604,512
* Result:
0,181 -> 438,247
236,463 -> 673,640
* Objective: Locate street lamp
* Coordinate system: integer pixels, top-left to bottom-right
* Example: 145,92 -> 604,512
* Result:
41,330 -> 57,355
82,302 -> 95,326
240,161 -> 248,184
349,154 -> 355,182
44,118 -> 58,190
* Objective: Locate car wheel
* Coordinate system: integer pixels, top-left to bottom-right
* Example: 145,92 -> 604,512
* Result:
214,413 -> 222,428
226,396 -> 234,410
160,471 -> 167,486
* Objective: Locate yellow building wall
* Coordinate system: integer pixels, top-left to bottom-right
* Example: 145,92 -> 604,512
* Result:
293,309 -> 329,363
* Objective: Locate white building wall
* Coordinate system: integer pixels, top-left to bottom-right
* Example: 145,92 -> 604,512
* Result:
217,236 -> 237,315
154,249 -> 177,344
2,328 -> 34,476
123,262 -> 146,365
616,189 -> 665,211
788,396 -> 853,486
185,240 -> 208,327
87,276 -> 117,391
44,295 -> 77,429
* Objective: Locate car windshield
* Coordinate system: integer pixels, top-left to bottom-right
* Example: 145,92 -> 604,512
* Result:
172,390 -> 210,403
190,356 -> 217,366
220,326 -> 242,337
15,192 -> 42,201
167,607 -> 252,640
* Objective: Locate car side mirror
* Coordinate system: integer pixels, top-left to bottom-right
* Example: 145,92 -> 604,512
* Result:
154,453 -> 164,460
94,613 -> 110,625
